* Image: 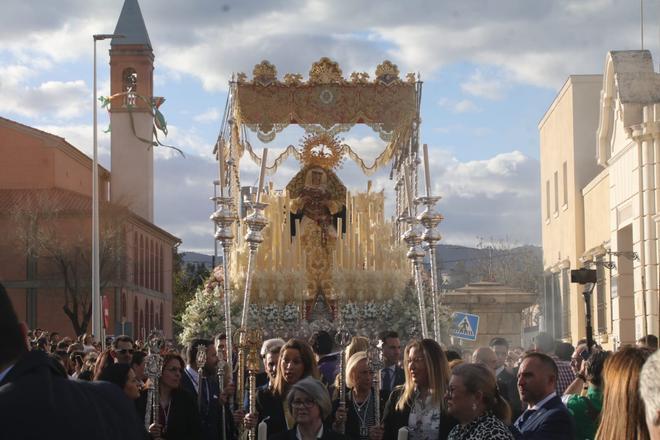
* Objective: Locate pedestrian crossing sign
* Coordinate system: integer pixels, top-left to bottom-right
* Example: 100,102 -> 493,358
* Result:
451,312 -> 480,341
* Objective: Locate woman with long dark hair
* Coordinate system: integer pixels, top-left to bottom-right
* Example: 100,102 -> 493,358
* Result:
445,363 -> 513,440
244,338 -> 320,436
137,353 -> 201,440
382,339 -> 457,440
96,363 -> 142,401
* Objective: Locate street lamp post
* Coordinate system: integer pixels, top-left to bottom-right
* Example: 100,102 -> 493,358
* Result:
92,33 -> 123,349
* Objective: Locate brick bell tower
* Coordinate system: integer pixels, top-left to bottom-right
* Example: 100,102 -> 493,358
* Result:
109,0 -> 154,221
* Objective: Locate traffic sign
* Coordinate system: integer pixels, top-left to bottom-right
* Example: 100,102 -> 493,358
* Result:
451,312 -> 480,341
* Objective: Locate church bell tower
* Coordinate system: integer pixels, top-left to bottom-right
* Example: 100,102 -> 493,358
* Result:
109,0 -> 154,221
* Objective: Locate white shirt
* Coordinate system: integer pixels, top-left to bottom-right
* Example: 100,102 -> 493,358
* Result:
0,364 -> 15,384
530,391 -> 557,410
185,365 -> 200,393
381,365 -> 396,389
295,424 -> 323,439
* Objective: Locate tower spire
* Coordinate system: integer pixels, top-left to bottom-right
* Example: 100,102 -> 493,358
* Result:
111,0 -> 151,49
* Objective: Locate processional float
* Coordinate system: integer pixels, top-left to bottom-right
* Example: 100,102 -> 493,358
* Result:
210,58 -> 445,438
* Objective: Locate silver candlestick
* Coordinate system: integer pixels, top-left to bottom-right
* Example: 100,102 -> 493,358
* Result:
210,195 -> 237,409
368,338 -> 384,427
417,196 -> 444,344
240,201 -> 269,328
401,209 -> 429,339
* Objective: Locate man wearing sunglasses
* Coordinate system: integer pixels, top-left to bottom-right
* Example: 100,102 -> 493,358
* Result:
111,335 -> 135,365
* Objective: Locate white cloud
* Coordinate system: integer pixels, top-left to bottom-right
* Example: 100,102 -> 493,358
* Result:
193,107 -> 221,123
461,70 -> 506,100
438,98 -> 480,113
0,78 -> 89,119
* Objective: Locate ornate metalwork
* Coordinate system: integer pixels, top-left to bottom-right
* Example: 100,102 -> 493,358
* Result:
210,195 -> 238,409
401,204 -> 429,339
144,333 -> 164,430
417,195 -> 444,343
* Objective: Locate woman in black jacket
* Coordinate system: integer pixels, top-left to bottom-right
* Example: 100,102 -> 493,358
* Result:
381,339 -> 457,440
331,351 -> 385,440
138,353 -> 202,440
243,339 -> 321,437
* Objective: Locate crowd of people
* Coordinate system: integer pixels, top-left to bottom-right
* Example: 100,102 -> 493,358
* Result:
1,280 -> 660,440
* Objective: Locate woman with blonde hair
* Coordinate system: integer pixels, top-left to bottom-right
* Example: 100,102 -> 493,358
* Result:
332,351 -> 385,440
382,339 -> 457,440
244,338 -> 320,436
595,346 -> 652,440
446,363 -> 513,440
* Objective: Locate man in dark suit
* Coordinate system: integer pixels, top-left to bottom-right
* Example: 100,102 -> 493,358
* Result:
489,337 -> 522,420
378,330 -> 404,400
182,338 -> 234,440
0,283 -> 144,440
512,352 -> 575,439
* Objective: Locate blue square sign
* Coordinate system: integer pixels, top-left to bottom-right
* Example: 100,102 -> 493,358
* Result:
451,312 -> 480,341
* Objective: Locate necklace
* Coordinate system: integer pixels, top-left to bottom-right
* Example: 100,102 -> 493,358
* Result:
352,390 -> 371,438
161,398 -> 172,433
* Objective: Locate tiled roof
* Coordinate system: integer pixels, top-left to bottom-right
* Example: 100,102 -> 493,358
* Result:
0,188 -> 94,213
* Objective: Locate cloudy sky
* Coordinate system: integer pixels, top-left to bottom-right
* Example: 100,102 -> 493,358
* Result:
1,0 -> 653,253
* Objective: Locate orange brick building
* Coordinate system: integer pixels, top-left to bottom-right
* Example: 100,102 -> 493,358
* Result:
0,0 -> 180,340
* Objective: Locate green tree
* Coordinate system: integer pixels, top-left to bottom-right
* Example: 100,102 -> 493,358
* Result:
171,255 -> 210,336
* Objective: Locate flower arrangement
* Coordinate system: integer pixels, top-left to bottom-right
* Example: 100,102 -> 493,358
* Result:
282,304 -> 299,322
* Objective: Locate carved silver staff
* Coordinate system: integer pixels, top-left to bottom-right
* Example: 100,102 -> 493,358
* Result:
335,323 -> 352,434
417,196 -> 443,343
217,356 -> 227,440
246,329 -> 263,440
240,148 -> 269,329
369,339 -> 384,428
211,138 -> 238,409
144,335 -> 164,430
418,144 -> 444,343
196,343 -> 207,410
402,166 -> 429,339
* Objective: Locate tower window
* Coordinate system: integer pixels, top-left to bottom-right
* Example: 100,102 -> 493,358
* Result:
122,68 -> 137,106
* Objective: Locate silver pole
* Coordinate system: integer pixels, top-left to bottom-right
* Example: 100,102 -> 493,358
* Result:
92,35 -> 100,344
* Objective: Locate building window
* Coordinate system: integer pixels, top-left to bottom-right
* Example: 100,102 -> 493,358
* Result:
133,297 -> 138,335
561,268 -> 571,339
562,161 -> 568,207
148,300 -> 152,331
553,171 -> 559,214
120,292 -> 127,320
139,235 -> 144,287
545,180 -> 551,220
133,232 -> 138,285
151,240 -> 155,291
159,244 -> 164,293
139,309 -> 144,340
596,256 -> 607,333
160,303 -> 164,329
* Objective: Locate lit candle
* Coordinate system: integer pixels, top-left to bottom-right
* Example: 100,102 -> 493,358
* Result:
256,148 -> 269,203
423,143 -> 431,197
398,427 -> 408,440
217,140 -> 225,197
258,421 -> 267,440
